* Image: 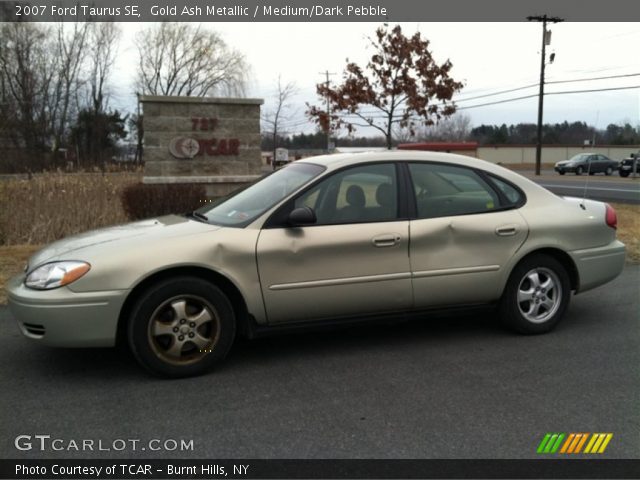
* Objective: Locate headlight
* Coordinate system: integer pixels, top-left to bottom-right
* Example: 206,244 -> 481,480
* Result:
25,261 -> 91,290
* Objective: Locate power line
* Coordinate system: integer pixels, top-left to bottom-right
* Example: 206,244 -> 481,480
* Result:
454,72 -> 640,103
547,72 -> 640,85
454,84 -> 539,103
457,84 -> 640,110
338,84 -> 640,120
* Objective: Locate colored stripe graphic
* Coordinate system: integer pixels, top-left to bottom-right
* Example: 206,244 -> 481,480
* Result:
584,433 -> 613,454
539,433 -> 613,454
574,433 -> 589,453
560,434 -> 575,453
537,433 -> 565,454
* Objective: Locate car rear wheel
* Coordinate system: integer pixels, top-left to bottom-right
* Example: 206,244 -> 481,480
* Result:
605,166 -> 613,176
499,255 -> 570,334
575,166 -> 584,175
128,277 -> 236,377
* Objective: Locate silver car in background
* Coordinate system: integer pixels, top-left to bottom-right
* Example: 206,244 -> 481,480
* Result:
8,152 -> 626,377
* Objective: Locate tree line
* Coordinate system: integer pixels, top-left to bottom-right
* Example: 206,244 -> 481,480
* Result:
262,119 -> 640,151
470,121 -> 640,145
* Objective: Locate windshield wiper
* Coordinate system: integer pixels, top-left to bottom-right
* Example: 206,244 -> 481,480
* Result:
188,211 -> 209,222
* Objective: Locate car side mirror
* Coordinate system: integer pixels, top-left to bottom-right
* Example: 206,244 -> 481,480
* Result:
288,206 -> 316,226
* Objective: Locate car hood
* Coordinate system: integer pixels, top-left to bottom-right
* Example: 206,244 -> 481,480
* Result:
556,161 -> 570,166
27,215 -> 220,269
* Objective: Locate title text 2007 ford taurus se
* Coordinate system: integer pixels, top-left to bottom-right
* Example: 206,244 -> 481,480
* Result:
8,152 -> 626,377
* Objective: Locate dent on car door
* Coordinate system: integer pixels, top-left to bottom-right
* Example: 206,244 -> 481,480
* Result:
407,163 -> 529,308
256,163 -> 412,324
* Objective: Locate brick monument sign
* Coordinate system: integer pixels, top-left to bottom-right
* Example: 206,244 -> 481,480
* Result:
140,95 -> 264,197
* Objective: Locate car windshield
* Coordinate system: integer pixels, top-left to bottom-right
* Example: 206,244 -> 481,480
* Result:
569,154 -> 590,162
196,162 -> 324,227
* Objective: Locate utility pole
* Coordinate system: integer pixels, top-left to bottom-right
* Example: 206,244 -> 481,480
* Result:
527,15 -> 563,176
319,70 -> 335,153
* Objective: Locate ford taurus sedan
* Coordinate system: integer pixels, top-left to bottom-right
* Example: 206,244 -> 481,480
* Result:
8,152 -> 626,377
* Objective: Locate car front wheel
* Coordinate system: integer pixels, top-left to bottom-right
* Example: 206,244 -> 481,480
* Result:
605,166 -> 613,176
558,171 -> 565,175
499,255 -> 570,334
575,166 -> 584,175
128,277 -> 236,377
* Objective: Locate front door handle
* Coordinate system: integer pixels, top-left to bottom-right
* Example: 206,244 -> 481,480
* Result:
495,225 -> 518,236
372,234 -> 401,247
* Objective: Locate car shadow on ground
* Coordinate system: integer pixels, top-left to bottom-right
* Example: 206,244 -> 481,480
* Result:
12,308 -> 513,379
11,302 -> 602,381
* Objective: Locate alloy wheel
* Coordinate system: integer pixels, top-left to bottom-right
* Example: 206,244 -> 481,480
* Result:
147,295 -> 220,365
516,268 -> 562,324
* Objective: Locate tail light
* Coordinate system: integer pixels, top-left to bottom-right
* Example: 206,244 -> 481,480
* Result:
605,203 -> 617,230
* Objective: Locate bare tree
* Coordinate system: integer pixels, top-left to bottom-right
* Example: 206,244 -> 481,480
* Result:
0,23 -> 57,153
135,23 -> 248,97
50,22 -> 90,153
261,76 -> 297,167
86,22 -> 120,113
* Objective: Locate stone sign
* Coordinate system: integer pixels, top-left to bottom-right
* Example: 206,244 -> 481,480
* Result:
140,95 -> 263,197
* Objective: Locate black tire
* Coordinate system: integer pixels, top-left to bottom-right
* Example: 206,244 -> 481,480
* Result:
575,166 -> 583,175
128,277 -> 236,378
588,171 -> 595,176
558,171 -> 565,175
620,171 -> 629,178
605,167 -> 613,176
499,254 -> 571,334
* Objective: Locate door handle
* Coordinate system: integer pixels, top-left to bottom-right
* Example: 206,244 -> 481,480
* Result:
372,234 -> 401,247
495,225 -> 518,236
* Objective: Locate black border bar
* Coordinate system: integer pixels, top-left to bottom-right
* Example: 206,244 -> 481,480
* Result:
2,459 -> 640,479
1,0 -> 640,22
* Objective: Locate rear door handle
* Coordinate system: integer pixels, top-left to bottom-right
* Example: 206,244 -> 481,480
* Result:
495,225 -> 518,236
372,234 -> 401,247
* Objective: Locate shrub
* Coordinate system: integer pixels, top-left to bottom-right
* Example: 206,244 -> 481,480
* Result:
121,183 -> 207,220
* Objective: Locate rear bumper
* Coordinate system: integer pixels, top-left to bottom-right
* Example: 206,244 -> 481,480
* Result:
570,240 -> 626,293
6,275 -> 127,347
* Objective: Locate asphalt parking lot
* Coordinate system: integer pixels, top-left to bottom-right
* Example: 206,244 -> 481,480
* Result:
1,265 -> 638,460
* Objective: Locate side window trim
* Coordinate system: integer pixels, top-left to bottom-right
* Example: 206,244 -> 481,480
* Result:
404,161 -> 524,220
264,161 -> 403,229
482,172 -> 527,209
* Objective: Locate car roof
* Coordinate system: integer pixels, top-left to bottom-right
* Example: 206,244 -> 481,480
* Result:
298,150 -> 509,175
295,150 -> 557,203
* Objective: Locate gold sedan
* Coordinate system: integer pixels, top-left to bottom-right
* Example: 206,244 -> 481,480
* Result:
8,152 -> 626,377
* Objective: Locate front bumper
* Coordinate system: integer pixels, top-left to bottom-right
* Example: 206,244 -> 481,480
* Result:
569,240 -> 626,293
7,275 -> 128,347
555,165 -> 574,173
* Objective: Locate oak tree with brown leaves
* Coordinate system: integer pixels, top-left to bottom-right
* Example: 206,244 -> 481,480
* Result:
307,25 -> 464,149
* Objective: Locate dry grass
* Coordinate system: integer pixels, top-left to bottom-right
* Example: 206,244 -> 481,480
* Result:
0,172 -> 140,245
611,202 -> 640,263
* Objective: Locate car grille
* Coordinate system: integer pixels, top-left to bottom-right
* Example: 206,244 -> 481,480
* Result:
22,322 -> 46,337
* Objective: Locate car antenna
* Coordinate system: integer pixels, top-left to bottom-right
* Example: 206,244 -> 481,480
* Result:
580,156 -> 592,210
581,111 -> 599,210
